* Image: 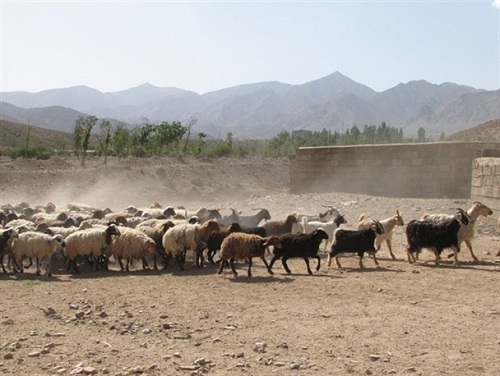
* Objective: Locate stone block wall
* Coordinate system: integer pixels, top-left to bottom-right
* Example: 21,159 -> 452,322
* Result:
290,142 -> 500,199
471,157 -> 500,226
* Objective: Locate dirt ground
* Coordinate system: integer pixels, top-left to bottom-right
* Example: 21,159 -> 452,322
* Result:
0,156 -> 499,376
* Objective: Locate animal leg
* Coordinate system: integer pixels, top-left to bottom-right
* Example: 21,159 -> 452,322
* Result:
281,257 -> 292,274
386,239 -> 396,260
175,254 -> 185,271
465,240 -> 478,262
268,256 -> 278,273
370,251 -> 380,267
229,258 -> 238,277
314,255 -> 321,272
247,257 -> 253,277
358,253 -> 365,269
260,256 -> 273,275
303,257 -> 313,275
334,256 -> 342,269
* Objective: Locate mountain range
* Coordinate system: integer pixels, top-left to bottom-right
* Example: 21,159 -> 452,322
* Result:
1,71 -> 498,139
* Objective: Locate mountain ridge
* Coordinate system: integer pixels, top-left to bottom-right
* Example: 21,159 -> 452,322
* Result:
1,71 -> 498,139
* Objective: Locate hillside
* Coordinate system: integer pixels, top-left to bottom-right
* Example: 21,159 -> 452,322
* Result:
445,118 -> 500,142
0,119 -> 74,149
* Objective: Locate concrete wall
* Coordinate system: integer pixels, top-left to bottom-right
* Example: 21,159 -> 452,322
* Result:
290,142 -> 500,198
471,157 -> 500,225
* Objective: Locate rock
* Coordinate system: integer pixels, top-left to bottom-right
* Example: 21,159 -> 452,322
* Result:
369,354 -> 380,361
4,353 -> 14,360
290,362 -> 300,370
42,307 -> 56,316
130,366 -> 144,374
28,351 -> 41,357
274,362 -> 286,367
70,367 -> 84,374
142,328 -> 151,334
69,304 -> 78,310
194,358 -> 208,366
253,342 -> 267,353
74,311 -> 85,319
2,319 -> 15,325
403,367 -> 417,373
82,366 -> 97,374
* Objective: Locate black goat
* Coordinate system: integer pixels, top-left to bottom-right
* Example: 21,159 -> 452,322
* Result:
269,228 -> 329,275
327,220 -> 385,269
405,209 -> 469,266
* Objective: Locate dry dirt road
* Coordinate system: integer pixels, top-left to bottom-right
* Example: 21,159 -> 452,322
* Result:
0,156 -> 499,376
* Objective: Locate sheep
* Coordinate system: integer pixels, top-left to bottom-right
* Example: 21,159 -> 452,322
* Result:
269,228 -> 329,275
64,224 -> 121,273
327,220 -> 385,269
357,210 -> 404,260
421,201 -> 493,262
303,214 -> 347,251
406,209 -> 470,266
0,228 -> 19,273
162,220 -> 220,270
205,223 -> 243,264
136,220 -> 176,268
109,227 -> 157,272
11,232 -> 66,276
238,208 -> 271,227
48,221 -> 94,239
217,233 -> 281,277
262,214 -> 298,236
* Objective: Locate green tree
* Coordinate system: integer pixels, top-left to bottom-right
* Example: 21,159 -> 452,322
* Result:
417,127 -> 426,142
100,120 -> 112,164
112,126 -> 131,157
74,115 -> 98,166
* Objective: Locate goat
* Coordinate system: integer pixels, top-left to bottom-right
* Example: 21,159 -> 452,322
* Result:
357,210 -> 404,260
421,201 -> 493,262
238,209 -> 271,228
327,220 -> 385,269
406,209 -> 470,266
302,214 -> 347,251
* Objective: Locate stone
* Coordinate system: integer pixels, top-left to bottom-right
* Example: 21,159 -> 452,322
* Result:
28,351 -> 41,357
82,366 -> 97,374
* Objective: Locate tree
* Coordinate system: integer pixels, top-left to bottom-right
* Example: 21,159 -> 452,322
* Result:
74,115 -> 98,167
100,120 -> 112,164
113,126 -> 131,157
417,127 -> 426,142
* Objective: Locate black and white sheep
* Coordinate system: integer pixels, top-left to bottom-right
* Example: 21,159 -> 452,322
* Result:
357,210 -> 404,260
262,214 -> 298,236
64,224 -> 121,273
217,233 -> 281,277
11,231 -> 66,276
269,228 -> 329,275
327,220 -> 385,269
421,201 -> 493,262
406,209 -> 470,266
0,228 -> 19,273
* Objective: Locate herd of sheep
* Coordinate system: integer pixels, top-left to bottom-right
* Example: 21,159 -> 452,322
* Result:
0,200 -> 496,278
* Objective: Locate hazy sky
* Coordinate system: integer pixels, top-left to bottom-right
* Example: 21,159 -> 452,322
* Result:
1,1 -> 499,94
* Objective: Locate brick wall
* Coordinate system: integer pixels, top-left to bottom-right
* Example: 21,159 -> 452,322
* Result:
290,142 -> 500,199
471,157 -> 500,225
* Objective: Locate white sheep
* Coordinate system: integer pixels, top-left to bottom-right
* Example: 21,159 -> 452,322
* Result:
11,231 -> 66,276
357,210 -> 404,260
421,201 -> 493,262
109,227 -> 157,271
217,233 -> 281,277
137,220 -> 176,268
64,224 -> 121,273
162,220 -> 220,270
